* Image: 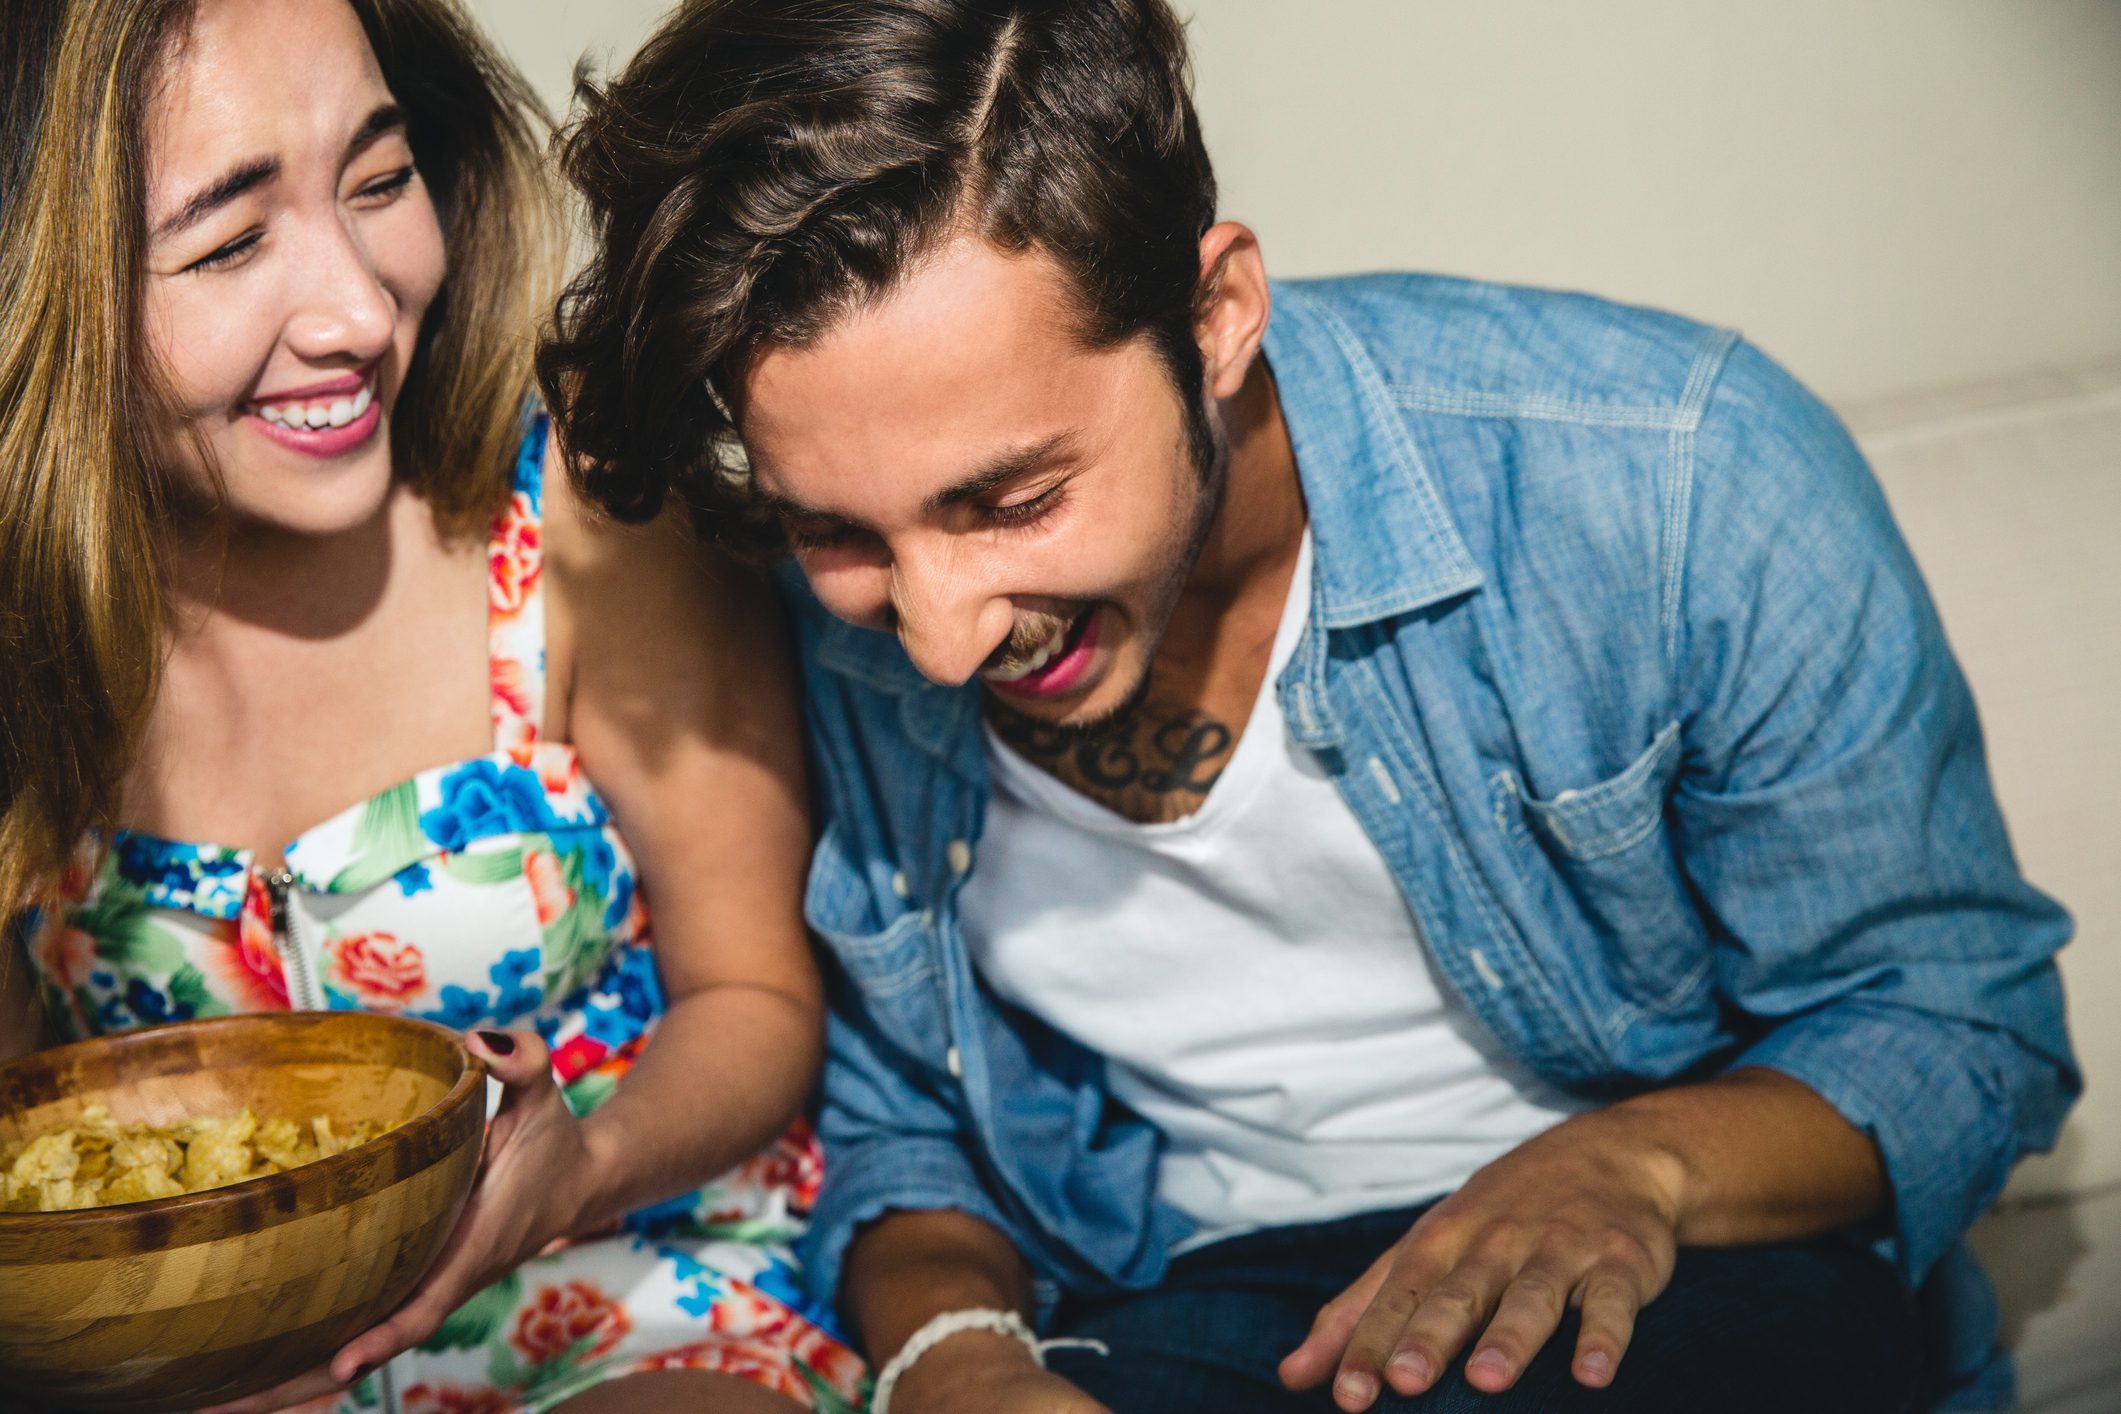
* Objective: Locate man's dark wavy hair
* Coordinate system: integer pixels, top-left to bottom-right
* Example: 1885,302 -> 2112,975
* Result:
538,0 -> 1218,556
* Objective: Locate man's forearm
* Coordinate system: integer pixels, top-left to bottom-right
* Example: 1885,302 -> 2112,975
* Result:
844,1207 -> 1041,1367
1596,1065 -> 1887,1247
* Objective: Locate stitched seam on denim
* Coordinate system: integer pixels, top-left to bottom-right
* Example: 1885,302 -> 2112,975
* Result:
1305,300 -> 1485,613
1343,658 -> 1596,1061
1390,386 -> 1688,429
1538,721 -> 1682,823
1662,329 -> 1741,663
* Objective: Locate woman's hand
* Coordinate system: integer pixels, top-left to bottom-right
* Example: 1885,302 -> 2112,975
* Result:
200,1027 -> 593,1414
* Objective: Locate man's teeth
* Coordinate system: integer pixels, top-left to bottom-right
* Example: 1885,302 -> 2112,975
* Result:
985,618 -> 1075,683
255,381 -> 373,430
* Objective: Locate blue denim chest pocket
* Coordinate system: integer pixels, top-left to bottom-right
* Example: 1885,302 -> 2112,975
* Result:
803,823 -> 951,1064
1498,721 -> 1710,1013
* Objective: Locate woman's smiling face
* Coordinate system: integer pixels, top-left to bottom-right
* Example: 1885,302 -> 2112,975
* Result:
141,0 -> 445,536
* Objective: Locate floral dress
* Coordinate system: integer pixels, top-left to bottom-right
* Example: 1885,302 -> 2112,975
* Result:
24,416 -> 868,1414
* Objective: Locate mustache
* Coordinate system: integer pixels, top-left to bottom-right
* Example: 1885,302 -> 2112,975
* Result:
983,608 -> 1081,675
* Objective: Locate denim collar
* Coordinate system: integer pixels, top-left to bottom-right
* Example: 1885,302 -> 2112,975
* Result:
803,280 -> 1485,758
1263,280 -> 1483,627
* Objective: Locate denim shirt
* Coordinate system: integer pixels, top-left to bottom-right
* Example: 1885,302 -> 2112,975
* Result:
784,274 -> 2078,1399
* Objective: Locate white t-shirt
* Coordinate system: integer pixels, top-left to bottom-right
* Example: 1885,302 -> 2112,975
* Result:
958,531 -> 1585,1247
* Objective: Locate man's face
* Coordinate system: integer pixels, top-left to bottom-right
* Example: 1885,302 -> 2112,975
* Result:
741,234 -> 1220,728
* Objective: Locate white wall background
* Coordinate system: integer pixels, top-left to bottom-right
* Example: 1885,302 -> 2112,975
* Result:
469,0 -> 2121,406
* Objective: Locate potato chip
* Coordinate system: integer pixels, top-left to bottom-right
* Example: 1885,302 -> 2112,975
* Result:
0,1105 -> 396,1213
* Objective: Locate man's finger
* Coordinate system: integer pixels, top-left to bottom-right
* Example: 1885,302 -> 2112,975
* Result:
1277,1243 -> 1398,1390
1571,1265 -> 1645,1388
1364,1261 -> 1509,1404
1457,1261 -> 1575,1394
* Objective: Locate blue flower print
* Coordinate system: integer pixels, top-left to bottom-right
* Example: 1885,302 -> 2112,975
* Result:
611,945 -> 664,1022
125,977 -> 190,1025
550,827 -> 617,904
419,760 -> 558,851
514,413 -> 549,514
394,863 -> 434,898
112,835 -> 249,917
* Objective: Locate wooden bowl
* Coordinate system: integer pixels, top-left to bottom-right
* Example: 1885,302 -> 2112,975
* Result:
0,1012 -> 486,1413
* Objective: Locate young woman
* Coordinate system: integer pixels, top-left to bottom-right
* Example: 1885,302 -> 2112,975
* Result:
0,2 -> 864,1411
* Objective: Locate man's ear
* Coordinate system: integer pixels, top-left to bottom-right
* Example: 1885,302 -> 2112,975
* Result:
1195,221 -> 1270,401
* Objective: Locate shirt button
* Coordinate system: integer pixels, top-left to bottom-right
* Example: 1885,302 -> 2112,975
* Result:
946,1046 -> 964,1077
947,839 -> 973,875
891,870 -> 912,899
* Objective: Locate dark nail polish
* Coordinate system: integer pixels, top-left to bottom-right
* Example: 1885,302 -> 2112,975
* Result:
476,1030 -> 515,1054
350,1364 -> 373,1385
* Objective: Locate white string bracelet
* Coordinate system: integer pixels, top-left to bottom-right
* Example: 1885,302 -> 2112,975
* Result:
870,1307 -> 1108,1414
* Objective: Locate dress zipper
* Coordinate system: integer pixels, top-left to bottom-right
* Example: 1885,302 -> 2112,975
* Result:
259,867 -> 324,1011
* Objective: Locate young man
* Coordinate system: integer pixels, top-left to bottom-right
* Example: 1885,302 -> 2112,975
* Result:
542,3 -> 2078,1410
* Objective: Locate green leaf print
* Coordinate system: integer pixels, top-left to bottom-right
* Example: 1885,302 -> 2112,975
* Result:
331,782 -> 430,893
73,878 -> 187,977
444,845 -> 526,888
538,844 -> 609,999
804,1362 -> 872,1414
166,963 -> 229,1020
424,1268 -> 524,1352
560,1064 -> 620,1120
346,1371 -> 381,1409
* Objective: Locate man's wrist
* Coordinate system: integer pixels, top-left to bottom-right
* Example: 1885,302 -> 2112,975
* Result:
888,1328 -> 1044,1410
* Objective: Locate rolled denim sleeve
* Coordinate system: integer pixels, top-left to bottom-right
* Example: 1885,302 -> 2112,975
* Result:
1673,341 -> 2079,1284
795,971 -> 1025,1306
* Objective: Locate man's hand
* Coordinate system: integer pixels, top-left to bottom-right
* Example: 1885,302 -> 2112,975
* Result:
890,1332 -> 1110,1414
1278,1069 -> 1886,1411
200,1029 -> 594,1414
1279,1107 -> 1686,1410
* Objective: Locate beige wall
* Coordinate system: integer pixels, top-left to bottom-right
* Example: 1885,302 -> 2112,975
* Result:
469,0 -> 2121,406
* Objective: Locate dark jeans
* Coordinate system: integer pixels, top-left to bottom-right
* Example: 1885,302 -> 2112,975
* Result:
1044,1204 -> 1923,1413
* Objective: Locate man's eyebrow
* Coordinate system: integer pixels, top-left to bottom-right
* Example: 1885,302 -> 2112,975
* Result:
923,431 -> 1082,514
153,156 -> 278,240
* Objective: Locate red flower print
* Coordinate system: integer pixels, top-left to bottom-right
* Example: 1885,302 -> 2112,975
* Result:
732,1117 -> 826,1209
524,847 -> 576,928
638,1337 -> 810,1401
32,919 -> 99,990
789,1316 -> 869,1397
492,662 -> 537,749
401,1384 -> 512,1414
707,1278 -> 794,1339
550,1033 -> 610,1085
327,931 -> 428,1008
510,1280 -> 632,1366
489,493 -> 543,617
207,880 -> 290,1012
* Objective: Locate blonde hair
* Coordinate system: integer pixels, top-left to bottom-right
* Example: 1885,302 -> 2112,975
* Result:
0,0 -> 559,920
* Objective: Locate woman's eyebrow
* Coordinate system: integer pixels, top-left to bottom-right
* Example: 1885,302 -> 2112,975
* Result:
345,102 -> 407,159
150,104 -> 406,243
153,155 -> 278,240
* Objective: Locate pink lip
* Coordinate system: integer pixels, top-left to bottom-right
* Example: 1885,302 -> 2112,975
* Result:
985,607 -> 1102,701
247,396 -> 383,458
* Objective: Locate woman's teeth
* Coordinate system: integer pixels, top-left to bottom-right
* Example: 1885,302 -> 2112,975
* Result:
984,616 -> 1075,683
254,381 -> 373,430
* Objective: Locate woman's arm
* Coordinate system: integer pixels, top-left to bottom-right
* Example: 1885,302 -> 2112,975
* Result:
210,461 -> 825,1413
543,453 -> 823,1226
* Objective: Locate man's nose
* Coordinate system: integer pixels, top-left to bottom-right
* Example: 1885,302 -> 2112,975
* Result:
889,546 -> 1015,687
